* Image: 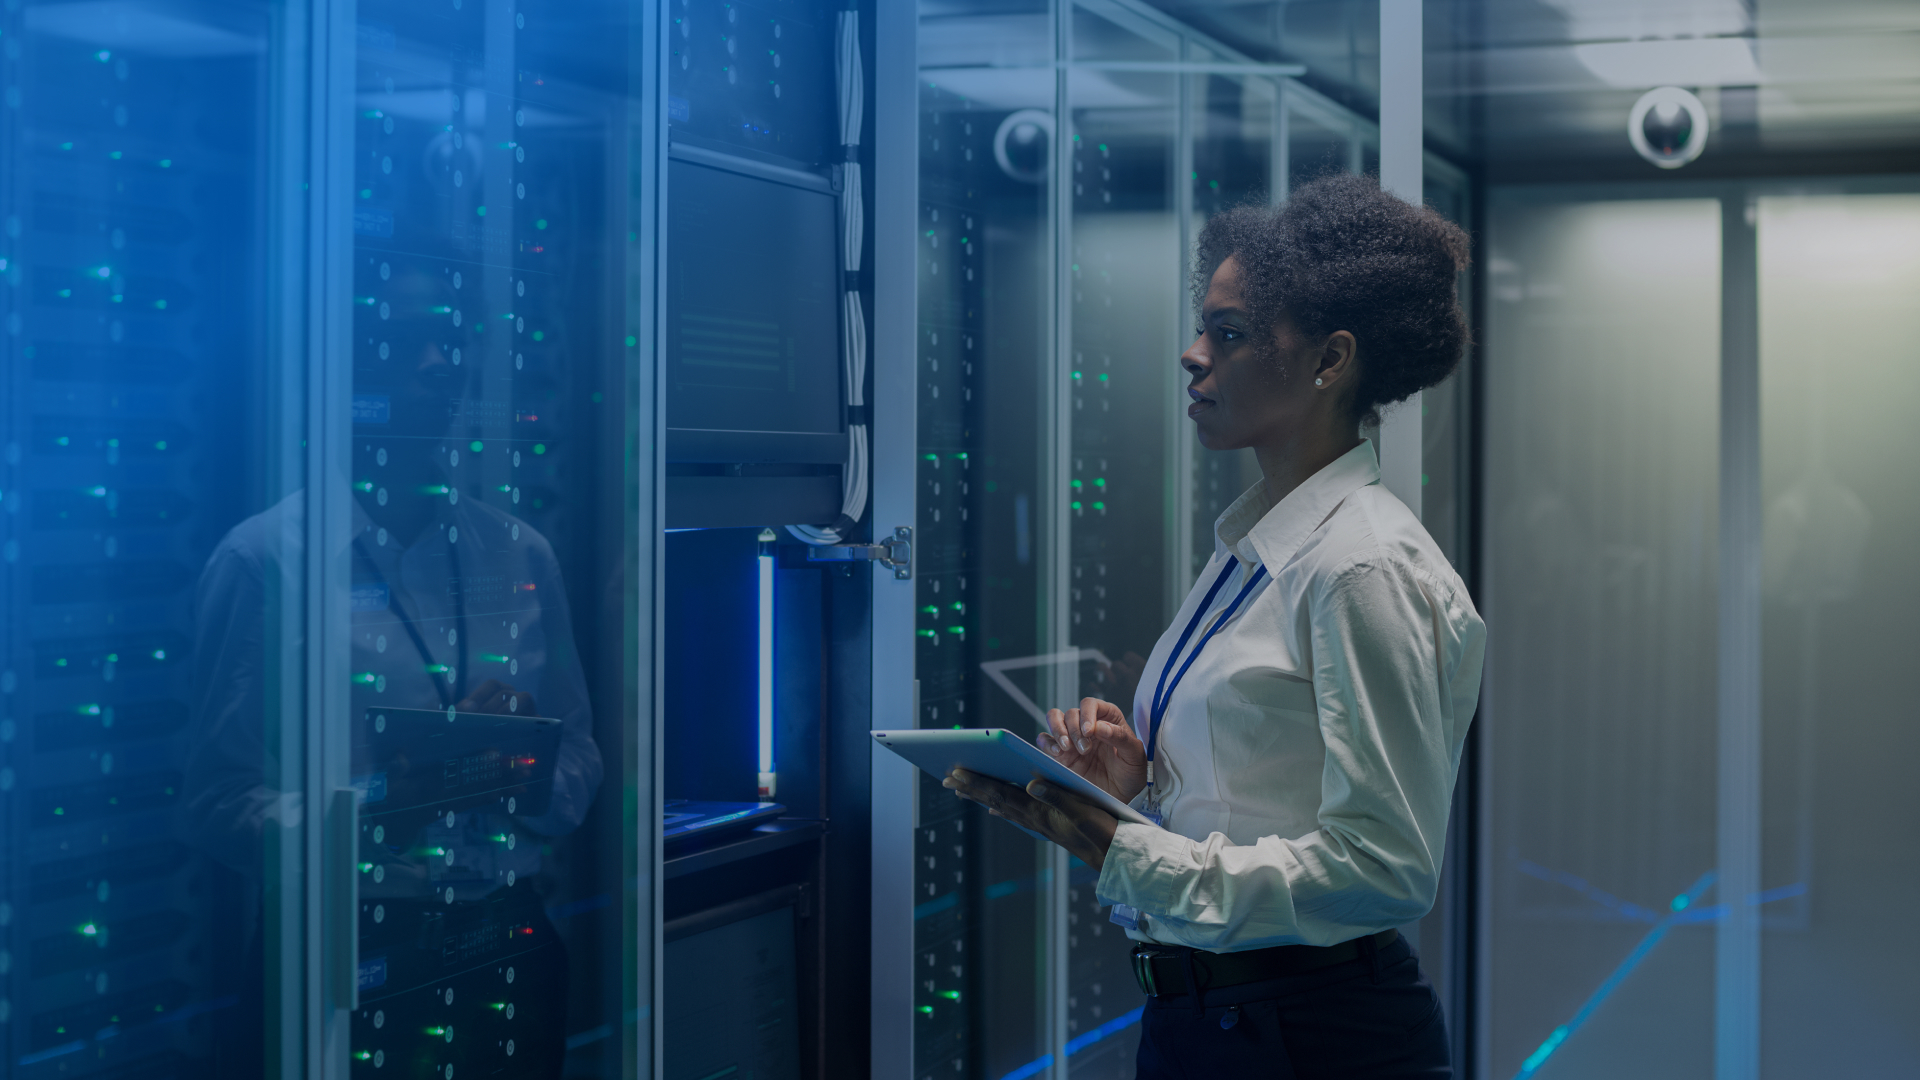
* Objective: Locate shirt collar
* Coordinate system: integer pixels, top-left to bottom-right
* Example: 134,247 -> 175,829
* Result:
1214,438 -> 1381,571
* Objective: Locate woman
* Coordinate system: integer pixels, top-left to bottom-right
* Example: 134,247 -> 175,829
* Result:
945,173 -> 1485,1078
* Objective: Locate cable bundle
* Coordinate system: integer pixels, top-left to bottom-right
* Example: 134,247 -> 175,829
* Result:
791,9 -> 867,546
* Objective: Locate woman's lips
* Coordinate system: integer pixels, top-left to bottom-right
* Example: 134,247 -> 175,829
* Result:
1187,399 -> 1214,419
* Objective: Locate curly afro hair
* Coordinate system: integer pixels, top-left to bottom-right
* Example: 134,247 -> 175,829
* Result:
1194,173 -> 1470,425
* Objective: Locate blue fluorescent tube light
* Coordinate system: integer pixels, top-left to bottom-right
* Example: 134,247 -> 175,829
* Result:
757,531 -> 776,799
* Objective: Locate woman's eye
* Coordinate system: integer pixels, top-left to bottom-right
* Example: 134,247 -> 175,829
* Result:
1218,326 -> 1241,341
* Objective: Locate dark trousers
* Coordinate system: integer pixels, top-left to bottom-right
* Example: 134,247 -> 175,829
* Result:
1136,933 -> 1451,1080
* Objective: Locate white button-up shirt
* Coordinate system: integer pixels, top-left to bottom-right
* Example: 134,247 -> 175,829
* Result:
1094,439 -> 1485,951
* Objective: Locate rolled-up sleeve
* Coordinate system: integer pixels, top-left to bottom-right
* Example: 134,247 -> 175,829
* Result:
1094,554 -> 1465,950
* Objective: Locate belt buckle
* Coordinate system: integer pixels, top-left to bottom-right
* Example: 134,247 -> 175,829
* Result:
1130,946 -> 1164,997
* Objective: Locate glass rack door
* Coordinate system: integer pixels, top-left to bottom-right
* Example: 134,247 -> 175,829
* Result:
1060,4 -> 1180,1075
337,1 -> 650,1076
914,1 -> 1056,1076
0,4 -> 305,1076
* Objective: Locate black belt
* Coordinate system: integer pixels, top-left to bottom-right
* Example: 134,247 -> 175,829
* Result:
1131,929 -> 1399,997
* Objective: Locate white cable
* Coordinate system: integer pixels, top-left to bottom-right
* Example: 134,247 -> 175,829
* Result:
794,10 -> 868,546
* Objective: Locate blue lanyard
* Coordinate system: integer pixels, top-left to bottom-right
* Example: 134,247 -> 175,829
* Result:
1144,557 -> 1268,808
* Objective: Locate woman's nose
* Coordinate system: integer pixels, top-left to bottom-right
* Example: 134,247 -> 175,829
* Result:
1180,337 -> 1210,376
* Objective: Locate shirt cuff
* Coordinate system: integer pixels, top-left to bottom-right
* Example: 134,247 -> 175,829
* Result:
1095,821 -> 1186,914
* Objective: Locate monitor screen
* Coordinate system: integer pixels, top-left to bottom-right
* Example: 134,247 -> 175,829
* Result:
666,158 -> 842,447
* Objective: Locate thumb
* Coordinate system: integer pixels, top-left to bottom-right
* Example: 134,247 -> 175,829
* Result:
1091,719 -> 1146,763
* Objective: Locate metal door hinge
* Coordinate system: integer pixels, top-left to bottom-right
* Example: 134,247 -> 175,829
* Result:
804,526 -> 912,579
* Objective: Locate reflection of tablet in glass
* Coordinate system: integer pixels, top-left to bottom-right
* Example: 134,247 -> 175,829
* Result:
872,728 -> 1160,839
354,707 -> 562,817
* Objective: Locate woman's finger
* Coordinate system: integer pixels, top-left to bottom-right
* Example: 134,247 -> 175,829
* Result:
1090,719 -> 1144,758
1046,708 -> 1074,753
1085,696 -> 1134,736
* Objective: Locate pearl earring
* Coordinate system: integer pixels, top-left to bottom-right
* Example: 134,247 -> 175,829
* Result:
1314,377 -> 1323,386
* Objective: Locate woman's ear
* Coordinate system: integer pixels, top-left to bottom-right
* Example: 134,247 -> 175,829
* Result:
1312,330 -> 1357,389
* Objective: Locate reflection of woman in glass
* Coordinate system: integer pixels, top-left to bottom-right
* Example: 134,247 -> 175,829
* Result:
947,175 -> 1484,1077
186,272 -> 599,1079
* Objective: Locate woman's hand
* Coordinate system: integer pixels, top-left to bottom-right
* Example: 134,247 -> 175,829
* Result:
1036,697 -> 1147,803
943,769 -> 1119,870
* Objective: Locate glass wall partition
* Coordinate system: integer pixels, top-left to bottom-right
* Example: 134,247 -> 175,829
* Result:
1481,181 -> 1920,1079
1754,190 -> 1920,1077
1480,192 -> 1725,1079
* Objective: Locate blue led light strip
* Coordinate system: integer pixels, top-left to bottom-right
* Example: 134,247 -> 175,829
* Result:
1514,870 -> 1719,1079
1512,871 -> 1809,1078
996,1007 -> 1147,1080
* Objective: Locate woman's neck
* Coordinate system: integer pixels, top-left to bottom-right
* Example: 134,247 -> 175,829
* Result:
1252,426 -> 1363,505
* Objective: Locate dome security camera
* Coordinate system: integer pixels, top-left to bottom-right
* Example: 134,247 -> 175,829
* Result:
993,109 -> 1054,184
1628,86 -> 1709,169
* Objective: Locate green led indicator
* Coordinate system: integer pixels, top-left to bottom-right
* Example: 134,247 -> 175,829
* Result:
533,443 -> 547,454
476,205 -> 488,217
532,330 -> 545,341
471,440 -> 485,452
625,335 -> 638,347
535,218 -> 549,229
79,923 -> 99,936
1070,500 -> 1082,510
940,991 -> 961,1001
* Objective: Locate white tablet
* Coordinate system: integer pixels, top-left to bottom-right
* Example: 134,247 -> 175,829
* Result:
872,728 -> 1160,836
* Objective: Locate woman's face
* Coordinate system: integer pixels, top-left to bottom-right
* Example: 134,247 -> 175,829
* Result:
1180,256 -> 1319,453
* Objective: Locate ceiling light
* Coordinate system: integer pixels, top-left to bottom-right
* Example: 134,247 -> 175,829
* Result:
1574,38 -> 1760,89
